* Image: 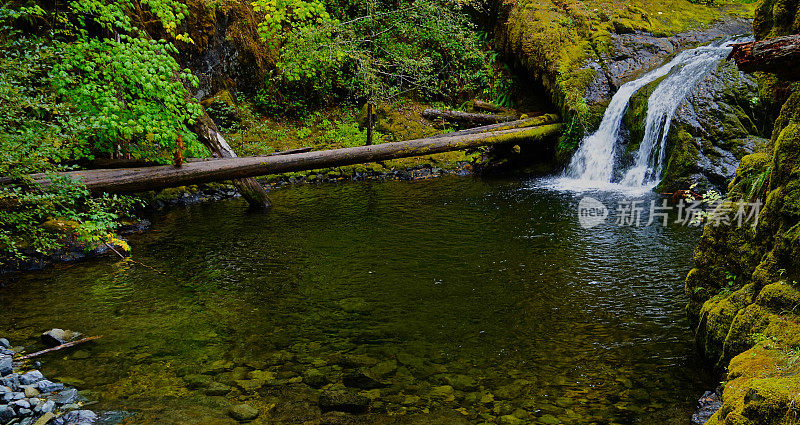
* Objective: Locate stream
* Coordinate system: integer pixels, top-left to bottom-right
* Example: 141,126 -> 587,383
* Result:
1,176 -> 713,424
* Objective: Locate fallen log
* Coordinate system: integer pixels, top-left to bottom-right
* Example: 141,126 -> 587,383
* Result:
22,123 -> 562,194
472,100 -> 507,113
86,147 -> 314,169
428,114 -> 557,140
422,108 -> 518,124
728,35 -> 800,80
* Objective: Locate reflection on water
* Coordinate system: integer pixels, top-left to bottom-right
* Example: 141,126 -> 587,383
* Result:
0,176 -> 711,424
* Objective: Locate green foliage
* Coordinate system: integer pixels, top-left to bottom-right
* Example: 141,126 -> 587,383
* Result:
52,36 -> 207,163
252,0 -> 333,50
254,0 -> 489,114
0,0 -> 204,265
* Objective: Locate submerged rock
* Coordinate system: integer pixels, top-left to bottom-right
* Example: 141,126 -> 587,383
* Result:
229,404 -> 260,422
41,329 -> 82,347
342,369 -> 387,390
692,390 -> 723,424
319,390 -> 370,413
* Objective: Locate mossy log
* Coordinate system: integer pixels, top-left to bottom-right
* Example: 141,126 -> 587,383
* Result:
422,108 -> 518,124
19,123 -> 562,194
472,100 -> 507,113
729,35 -> 800,80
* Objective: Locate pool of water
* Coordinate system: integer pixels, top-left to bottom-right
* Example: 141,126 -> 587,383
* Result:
0,176 -> 712,424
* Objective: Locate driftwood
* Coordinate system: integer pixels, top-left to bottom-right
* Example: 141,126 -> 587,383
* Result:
20,123 -> 562,194
15,336 -> 103,360
728,35 -> 800,80
422,108 -> 518,124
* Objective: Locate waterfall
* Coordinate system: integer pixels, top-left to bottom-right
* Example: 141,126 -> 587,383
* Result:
618,43 -> 734,187
559,41 -> 736,191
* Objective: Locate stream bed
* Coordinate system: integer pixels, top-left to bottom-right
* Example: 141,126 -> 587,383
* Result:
0,176 -> 713,424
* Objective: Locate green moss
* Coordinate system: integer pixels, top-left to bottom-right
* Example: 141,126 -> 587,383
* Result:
756,282 -> 800,313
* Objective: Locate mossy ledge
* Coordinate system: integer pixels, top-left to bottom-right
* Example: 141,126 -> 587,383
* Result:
493,0 -> 756,161
685,1 -> 800,423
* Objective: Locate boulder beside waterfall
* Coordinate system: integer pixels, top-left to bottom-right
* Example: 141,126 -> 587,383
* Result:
622,59 -> 771,193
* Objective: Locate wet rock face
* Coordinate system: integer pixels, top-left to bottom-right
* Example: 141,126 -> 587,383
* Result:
657,60 -> 769,192
586,19 -> 753,105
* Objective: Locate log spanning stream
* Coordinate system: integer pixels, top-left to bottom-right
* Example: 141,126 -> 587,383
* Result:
1,177 -> 712,424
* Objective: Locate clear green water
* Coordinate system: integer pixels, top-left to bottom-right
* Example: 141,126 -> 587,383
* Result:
0,176 -> 712,424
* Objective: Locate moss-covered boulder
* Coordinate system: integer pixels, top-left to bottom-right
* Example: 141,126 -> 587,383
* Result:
684,2 -> 800,423
654,60 -> 770,192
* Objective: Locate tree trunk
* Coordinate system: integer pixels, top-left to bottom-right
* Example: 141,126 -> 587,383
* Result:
193,113 -> 272,208
22,123 -> 562,194
422,108 -> 518,124
366,103 -> 374,146
728,35 -> 800,80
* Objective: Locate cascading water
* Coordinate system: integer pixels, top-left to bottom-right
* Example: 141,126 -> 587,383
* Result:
619,43 -> 736,187
557,40 -> 737,191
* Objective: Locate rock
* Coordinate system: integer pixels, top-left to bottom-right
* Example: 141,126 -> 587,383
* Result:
0,338 -> 9,349
319,390 -> 370,413
205,382 -> 231,396
342,369 -> 386,389
0,355 -> 12,376
22,385 -> 39,398
95,411 -> 135,424
248,370 -> 275,382
41,329 -> 82,347
19,371 -> 44,385
368,360 -> 397,378
498,415 -> 524,425
37,380 -> 64,393
13,398 -> 31,408
52,387 -> 79,404
228,404 -> 259,422
201,359 -> 234,375
538,414 -> 561,424
183,374 -> 213,390
0,407 -> 16,424
494,380 -> 529,400
71,350 -> 91,360
443,374 -> 478,392
692,390 -> 723,424
40,399 -> 55,413
235,379 -> 264,393
303,369 -> 329,389
0,374 -> 19,388
51,410 -> 97,425
429,385 -> 455,402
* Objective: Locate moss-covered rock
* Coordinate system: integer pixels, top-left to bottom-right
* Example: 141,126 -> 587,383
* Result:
655,60 -> 770,193
686,2 -> 800,423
